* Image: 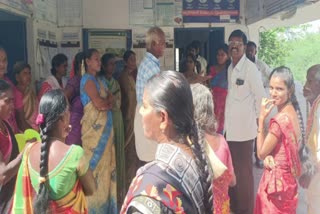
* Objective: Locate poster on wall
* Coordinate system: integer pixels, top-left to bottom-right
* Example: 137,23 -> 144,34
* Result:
129,0 -> 183,26
33,0 -> 57,23
0,0 -> 32,14
155,0 -> 183,26
129,0 -> 155,25
57,0 -> 82,27
182,0 -> 240,23
88,31 -> 128,57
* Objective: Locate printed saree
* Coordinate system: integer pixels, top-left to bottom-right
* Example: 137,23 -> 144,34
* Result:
80,73 -> 117,213
102,76 -> 126,206
0,121 -> 19,213
254,113 -> 301,214
121,143 -> 205,214
11,144 -> 88,213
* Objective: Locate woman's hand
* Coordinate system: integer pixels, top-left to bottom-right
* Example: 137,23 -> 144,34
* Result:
263,155 -> 276,170
260,98 -> 275,120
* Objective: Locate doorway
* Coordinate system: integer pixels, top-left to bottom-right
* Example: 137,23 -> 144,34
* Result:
0,9 -> 27,82
174,27 -> 224,73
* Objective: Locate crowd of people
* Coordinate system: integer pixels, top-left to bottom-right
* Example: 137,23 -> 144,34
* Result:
0,26 -> 319,214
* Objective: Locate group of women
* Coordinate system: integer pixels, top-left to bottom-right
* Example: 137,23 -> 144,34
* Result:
0,47 -> 140,213
0,41 -> 317,214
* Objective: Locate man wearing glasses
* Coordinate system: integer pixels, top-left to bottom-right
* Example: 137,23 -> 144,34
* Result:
224,29 -> 265,214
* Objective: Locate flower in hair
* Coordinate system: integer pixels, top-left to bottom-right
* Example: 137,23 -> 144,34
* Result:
39,176 -> 46,184
36,114 -> 45,125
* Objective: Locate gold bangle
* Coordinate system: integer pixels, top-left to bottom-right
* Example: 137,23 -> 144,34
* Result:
257,130 -> 263,133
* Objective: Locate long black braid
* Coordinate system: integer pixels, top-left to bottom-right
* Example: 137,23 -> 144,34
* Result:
33,123 -> 50,213
270,66 -> 316,177
33,89 -> 68,213
145,71 -> 213,213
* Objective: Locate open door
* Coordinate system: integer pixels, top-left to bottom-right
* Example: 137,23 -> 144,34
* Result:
0,10 -> 27,82
174,27 -> 224,72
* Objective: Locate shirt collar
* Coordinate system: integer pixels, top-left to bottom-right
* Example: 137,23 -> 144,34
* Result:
231,54 -> 246,72
146,52 -> 160,67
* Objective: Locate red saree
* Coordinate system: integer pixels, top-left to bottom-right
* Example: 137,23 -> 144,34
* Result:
254,113 -> 301,214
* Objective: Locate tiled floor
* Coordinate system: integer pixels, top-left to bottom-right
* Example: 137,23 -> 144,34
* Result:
253,164 -> 308,214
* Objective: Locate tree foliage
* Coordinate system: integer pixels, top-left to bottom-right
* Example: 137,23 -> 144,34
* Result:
258,28 -> 289,69
258,24 -> 320,82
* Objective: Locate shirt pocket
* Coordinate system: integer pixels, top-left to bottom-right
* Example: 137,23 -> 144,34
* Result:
233,84 -> 250,101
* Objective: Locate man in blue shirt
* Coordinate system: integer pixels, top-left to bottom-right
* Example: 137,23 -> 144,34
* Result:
135,27 -> 166,162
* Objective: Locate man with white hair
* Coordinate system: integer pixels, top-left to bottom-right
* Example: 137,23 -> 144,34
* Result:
134,27 -> 166,162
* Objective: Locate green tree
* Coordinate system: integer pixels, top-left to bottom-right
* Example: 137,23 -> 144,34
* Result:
258,28 -> 289,69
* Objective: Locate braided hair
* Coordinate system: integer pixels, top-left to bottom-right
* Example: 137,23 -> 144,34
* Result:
33,89 -> 68,213
269,67 -> 316,176
145,71 -> 213,213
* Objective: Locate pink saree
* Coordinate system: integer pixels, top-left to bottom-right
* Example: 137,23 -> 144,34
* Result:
254,113 -> 301,214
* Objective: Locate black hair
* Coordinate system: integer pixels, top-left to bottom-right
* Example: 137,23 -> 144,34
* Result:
50,53 -> 68,76
145,71 -> 213,213
269,66 -> 316,177
83,48 -> 99,72
228,29 -> 248,45
216,43 -> 231,67
0,80 -> 11,94
13,61 -> 31,75
123,50 -> 135,62
33,89 -> 68,213
73,52 -> 84,76
247,41 -> 257,48
100,53 -> 115,76
180,53 -> 197,73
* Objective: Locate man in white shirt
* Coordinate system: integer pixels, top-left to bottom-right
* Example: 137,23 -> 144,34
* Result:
225,30 -> 266,214
246,41 -> 271,88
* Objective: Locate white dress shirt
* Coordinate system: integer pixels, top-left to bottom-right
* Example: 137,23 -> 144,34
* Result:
255,57 -> 271,88
224,54 -> 266,141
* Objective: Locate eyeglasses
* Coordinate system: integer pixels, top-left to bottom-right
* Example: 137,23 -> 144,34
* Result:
228,41 -> 243,47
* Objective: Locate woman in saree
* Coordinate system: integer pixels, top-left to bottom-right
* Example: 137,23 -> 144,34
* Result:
38,53 -> 68,100
100,53 -> 126,207
0,47 -> 19,133
208,44 -> 230,134
118,50 -> 140,196
0,80 -> 22,213
255,66 -> 304,213
121,71 -> 213,214
11,89 -> 95,213
191,83 -> 236,214
180,53 -> 210,84
14,61 -> 38,131
65,52 -> 84,146
80,49 -> 117,213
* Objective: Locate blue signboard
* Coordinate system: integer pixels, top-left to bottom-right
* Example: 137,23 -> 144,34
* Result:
182,0 -> 240,23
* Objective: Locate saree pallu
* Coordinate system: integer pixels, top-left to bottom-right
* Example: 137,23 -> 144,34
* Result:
254,113 -> 301,214
103,77 -> 126,206
0,121 -> 19,213
81,75 -> 117,213
11,144 -> 88,214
